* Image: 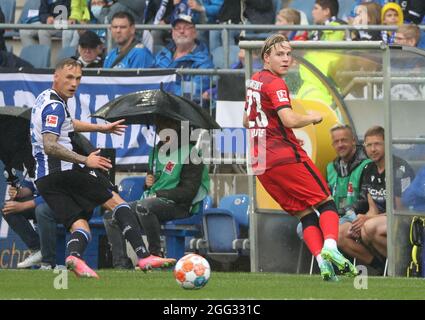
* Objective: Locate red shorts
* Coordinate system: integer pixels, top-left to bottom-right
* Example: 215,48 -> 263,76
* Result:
257,159 -> 330,214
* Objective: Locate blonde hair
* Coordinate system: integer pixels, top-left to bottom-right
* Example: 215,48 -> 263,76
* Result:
261,33 -> 289,61
397,24 -> 421,46
277,8 -> 301,25
55,57 -> 82,71
362,2 -> 382,25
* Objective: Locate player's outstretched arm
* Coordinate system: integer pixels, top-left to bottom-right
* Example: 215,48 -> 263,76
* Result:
278,108 -> 322,128
73,119 -> 127,135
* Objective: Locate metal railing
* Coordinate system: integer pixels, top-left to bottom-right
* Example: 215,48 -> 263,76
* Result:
1,23 -> 425,67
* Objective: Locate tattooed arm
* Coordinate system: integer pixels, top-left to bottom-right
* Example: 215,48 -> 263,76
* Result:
43,133 -> 112,170
43,132 -> 87,164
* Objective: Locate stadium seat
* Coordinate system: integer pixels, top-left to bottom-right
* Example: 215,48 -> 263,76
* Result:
218,194 -> 249,228
163,195 -> 213,259
117,176 -> 146,202
203,210 -> 239,254
19,44 -> 51,68
200,194 -> 250,262
54,46 -> 77,66
0,0 -> 16,24
211,45 -> 240,69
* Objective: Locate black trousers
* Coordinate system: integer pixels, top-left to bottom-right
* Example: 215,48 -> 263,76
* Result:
103,198 -> 189,267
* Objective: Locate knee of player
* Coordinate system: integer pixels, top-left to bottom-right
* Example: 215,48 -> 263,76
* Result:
300,211 -> 320,231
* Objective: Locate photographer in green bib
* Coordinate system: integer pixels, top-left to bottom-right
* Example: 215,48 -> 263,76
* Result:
297,124 -> 369,239
103,117 -> 210,268
326,124 -> 370,226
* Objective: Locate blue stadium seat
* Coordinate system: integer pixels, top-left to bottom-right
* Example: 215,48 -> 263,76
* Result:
211,45 -> 240,69
203,210 -> 239,253
163,195 -> 213,260
20,45 -> 51,68
0,0 -> 16,24
201,194 -> 250,261
55,46 -> 77,65
218,194 -> 249,228
117,176 -> 146,202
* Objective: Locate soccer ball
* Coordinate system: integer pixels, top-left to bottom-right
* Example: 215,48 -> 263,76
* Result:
174,254 -> 211,290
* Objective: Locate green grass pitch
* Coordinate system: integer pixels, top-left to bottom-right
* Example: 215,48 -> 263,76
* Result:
0,269 -> 424,299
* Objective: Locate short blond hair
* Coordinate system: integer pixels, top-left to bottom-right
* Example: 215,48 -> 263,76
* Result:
55,57 -> 82,71
261,33 -> 289,61
397,24 -> 421,46
277,8 -> 301,25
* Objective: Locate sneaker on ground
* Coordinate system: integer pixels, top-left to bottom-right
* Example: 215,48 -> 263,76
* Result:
65,256 -> 99,279
321,247 -> 358,277
17,250 -> 42,268
137,255 -> 176,271
39,263 -> 66,270
319,260 -> 339,282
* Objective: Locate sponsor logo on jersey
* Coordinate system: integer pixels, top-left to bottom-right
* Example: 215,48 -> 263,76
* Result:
276,89 -> 289,102
164,161 -> 176,174
45,115 -> 59,127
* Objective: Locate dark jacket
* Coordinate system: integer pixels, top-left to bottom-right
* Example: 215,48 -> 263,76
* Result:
406,0 -> 425,23
144,0 -> 174,24
217,0 -> 241,23
0,51 -> 34,69
243,0 -> 275,24
39,0 -> 71,23
154,40 -> 214,98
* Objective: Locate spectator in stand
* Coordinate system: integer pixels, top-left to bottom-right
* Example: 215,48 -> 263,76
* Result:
310,0 -> 347,41
381,2 -> 403,44
28,0 -> 71,47
187,0 -> 223,45
143,0 -> 175,46
350,2 -> 382,41
103,11 -> 154,68
209,0 -> 241,51
275,8 -> 308,41
394,24 -> 421,47
107,0 -> 146,24
89,0 -> 111,40
404,0 -> 425,24
77,30 -> 105,68
242,0 -> 276,39
154,14 -> 214,102
187,0 -> 223,24
63,0 -> 91,48
297,0 -> 346,106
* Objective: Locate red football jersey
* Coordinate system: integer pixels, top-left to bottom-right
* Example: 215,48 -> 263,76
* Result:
245,69 -> 309,173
